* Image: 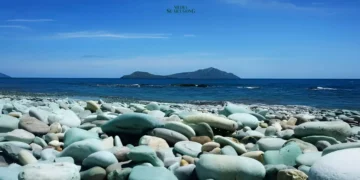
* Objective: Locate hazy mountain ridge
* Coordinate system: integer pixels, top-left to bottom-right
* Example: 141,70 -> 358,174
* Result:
121,67 -> 240,79
0,73 -> 10,78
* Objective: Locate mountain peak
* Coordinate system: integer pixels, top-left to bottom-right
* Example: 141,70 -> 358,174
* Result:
0,73 -> 11,78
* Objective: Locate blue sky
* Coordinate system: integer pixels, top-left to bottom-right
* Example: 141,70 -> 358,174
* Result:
0,0 -> 359,78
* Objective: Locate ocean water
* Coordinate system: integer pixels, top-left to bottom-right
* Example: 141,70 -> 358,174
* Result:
0,78 -> 359,109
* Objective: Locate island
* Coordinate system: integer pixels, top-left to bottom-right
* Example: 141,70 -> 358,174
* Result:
121,67 -> 240,79
0,73 -> 10,78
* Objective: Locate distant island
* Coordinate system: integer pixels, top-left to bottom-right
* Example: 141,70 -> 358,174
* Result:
121,67 -> 240,79
0,73 -> 10,78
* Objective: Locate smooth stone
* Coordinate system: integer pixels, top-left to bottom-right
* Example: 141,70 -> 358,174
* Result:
147,110 -> 165,119
265,164 -> 295,180
29,107 -> 50,124
80,166 -> 106,180
182,155 -> 195,164
295,152 -> 322,166
129,166 -> 177,180
241,151 -> 264,163
0,143 -> 22,162
106,162 -> 122,173
148,128 -> 188,145
276,129 -> 294,140
201,142 -> 220,152
180,159 -> 188,166
309,148 -> 360,180
183,113 -> 238,131
101,103 -> 115,112
264,142 -> 302,166
257,138 -> 286,151
33,137 -> 47,148
188,123 -> 214,139
44,133 -> 59,143
107,168 -> 132,180
228,113 -> 259,130
114,107 -> 134,114
156,148 -> 176,162
102,136 -> 114,149
110,146 -> 130,162
164,121 -> 196,139
284,138 -> 318,153
0,163 -> 24,180
49,110 -> 81,127
78,123 -> 96,130
214,135 -> 247,155
55,156 -> 74,163
294,121 -> 351,141
322,142 -> 360,156
5,129 -> 35,144
86,101 -> 100,112
246,130 -> 265,138
19,115 -> 50,135
277,169 -> 308,180
114,135 -> 123,147
0,155 -> 9,167
301,135 -> 340,145
221,145 -> 238,156
145,102 -> 160,111
174,141 -> 202,157
315,140 -> 331,151
164,157 -> 181,167
196,154 -> 266,180
0,141 -> 31,149
101,113 -> 164,135
18,162 -> 80,180
190,136 -> 211,144
83,151 -> 118,168
174,164 -> 196,180
219,102 -> 252,116
298,165 -> 310,176
63,128 -> 99,148
127,145 -> 164,167
40,148 -> 60,161
0,115 -> 20,133
60,139 -> 105,163
139,135 -> 169,151
18,150 -> 37,165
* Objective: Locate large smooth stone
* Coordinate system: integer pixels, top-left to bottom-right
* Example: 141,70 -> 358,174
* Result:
294,121 -> 351,141
301,135 -> 340,145
219,102 -> 252,116
284,138 -> 318,153
0,141 -> 31,149
4,129 -> 35,144
127,145 -> 164,167
18,162 -> 80,180
108,168 -> 132,180
147,110 -> 165,119
80,166 -> 106,180
264,164 -> 295,180
139,135 -> 169,151
63,128 -> 99,147
164,121 -> 196,139
296,152 -> 322,166
257,138 -> 286,151
60,139 -> 105,163
19,115 -> 50,135
241,151 -> 264,163
0,163 -> 23,180
322,142 -> 360,156
183,113 -> 238,131
174,141 -> 202,157
264,142 -> 302,166
277,169 -> 308,180
86,101 -> 100,112
221,145 -> 238,156
83,151 -> 118,168
29,107 -> 51,124
228,113 -> 259,130
0,115 -> 19,133
214,135 -> 247,155
309,148 -> 360,180
188,123 -> 214,139
196,154 -> 265,180
129,166 -> 177,180
174,164 -> 196,180
18,150 -> 37,165
148,128 -> 188,145
101,113 -> 164,135
145,102 -> 160,111
48,110 -> 81,127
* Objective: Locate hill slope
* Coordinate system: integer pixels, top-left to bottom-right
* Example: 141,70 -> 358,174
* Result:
0,73 -> 10,78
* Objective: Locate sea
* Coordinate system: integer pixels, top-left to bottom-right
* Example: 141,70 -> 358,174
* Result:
0,78 -> 359,110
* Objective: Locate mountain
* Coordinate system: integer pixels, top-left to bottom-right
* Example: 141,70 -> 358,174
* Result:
121,67 -> 240,79
0,73 -> 10,78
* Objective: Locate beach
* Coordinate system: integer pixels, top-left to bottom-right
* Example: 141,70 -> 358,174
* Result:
1,94 -> 360,179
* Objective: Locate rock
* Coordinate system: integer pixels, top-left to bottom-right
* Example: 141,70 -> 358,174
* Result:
83,151 -> 118,168
294,121 -> 351,141
147,110 -> 165,119
0,144 -> 22,162
0,115 -> 19,133
44,133 -> 59,143
0,163 -> 23,180
102,136 -> 114,149
295,114 -> 315,124
221,145 -> 238,156
127,145 -> 164,167
174,141 -> 202,157
86,101 -> 100,112
110,146 -> 130,162
301,135 -> 340,145
114,136 -> 123,147
284,138 -> 318,153
60,139 -> 105,163
145,102 -> 160,111
201,142 -> 220,152
315,140 -> 331,151
5,129 -> 35,144
183,113 -> 238,131
49,110 -> 81,127
188,123 -> 214,139
277,169 -> 308,180
265,126 -> 278,136
148,128 -> 188,145
101,103 -> 115,112
277,130 -> 294,140
265,164 -> 295,180
80,166 -> 106,180
264,142 -> 302,166
196,154 -> 266,180
106,162 -> 122,173
63,128 -> 99,147
322,142 -> 360,156
174,164 -> 196,180
241,151 -> 264,163
55,157 -> 74,163
49,122 -> 62,133
107,168 -> 132,180
190,136 -> 211,144
18,162 -> 80,180
129,166 -> 177,180
18,150 -> 37,165
257,138 -> 286,151
295,152 -> 322,166
139,135 -> 169,151
18,115 -> 50,135
298,165 -> 310,176
214,135 -> 247,155
219,102 -> 252,116
228,113 -> 259,130
164,121 -> 196,139
29,107 -> 50,124
40,148 -> 60,161
33,137 -> 47,147
101,113 -> 164,135
309,148 -> 360,180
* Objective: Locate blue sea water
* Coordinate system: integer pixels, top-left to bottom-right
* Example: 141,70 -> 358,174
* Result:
0,78 -> 359,109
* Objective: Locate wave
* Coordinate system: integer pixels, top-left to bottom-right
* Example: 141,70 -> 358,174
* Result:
237,86 -> 260,89
310,86 -> 337,91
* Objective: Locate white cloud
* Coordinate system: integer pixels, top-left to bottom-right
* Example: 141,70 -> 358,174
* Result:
54,31 -> 171,39
0,25 -> 30,30
184,34 -> 196,37
7,19 -> 54,22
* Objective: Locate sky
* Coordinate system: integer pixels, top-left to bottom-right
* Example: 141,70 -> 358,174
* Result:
0,0 -> 359,78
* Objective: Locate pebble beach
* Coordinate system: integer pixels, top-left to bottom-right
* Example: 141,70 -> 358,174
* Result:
1,95 -> 360,180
